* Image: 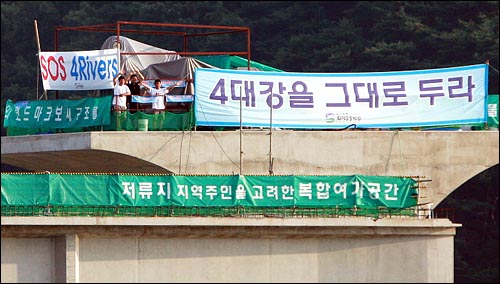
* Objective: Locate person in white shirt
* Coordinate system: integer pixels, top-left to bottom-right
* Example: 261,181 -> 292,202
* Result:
142,79 -> 168,114
142,79 -> 178,130
113,74 -> 131,112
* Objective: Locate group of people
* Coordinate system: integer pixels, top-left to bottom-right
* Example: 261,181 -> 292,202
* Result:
112,71 -> 177,114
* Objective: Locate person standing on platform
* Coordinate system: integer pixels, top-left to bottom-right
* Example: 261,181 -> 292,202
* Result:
112,74 -> 131,112
126,72 -> 145,113
141,79 -> 181,129
142,79 -> 168,114
112,73 -> 131,130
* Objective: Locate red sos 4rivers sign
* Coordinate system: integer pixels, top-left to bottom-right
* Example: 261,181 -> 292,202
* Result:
39,49 -> 118,91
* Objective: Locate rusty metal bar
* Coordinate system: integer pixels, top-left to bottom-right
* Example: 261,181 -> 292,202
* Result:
120,51 -> 248,56
49,19 -> 254,102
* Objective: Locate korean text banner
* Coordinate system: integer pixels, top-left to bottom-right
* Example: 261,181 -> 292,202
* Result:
39,49 -> 118,90
194,64 -> 488,129
1,174 -> 418,209
3,96 -> 112,128
488,95 -> 499,128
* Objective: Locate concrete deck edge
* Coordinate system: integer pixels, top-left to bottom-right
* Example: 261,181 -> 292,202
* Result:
1,216 -> 460,228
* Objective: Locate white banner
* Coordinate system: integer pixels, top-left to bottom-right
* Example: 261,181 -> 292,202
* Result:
39,49 -> 119,91
131,94 -> 193,103
194,64 -> 488,129
143,79 -> 186,88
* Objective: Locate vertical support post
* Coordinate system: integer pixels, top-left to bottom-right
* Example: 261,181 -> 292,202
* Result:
269,101 -> 274,175
116,22 -> 121,74
239,86 -> 243,175
34,20 -> 47,100
54,28 -> 59,100
65,234 -> 80,283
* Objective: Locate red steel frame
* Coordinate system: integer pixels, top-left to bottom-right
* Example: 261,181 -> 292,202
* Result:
53,21 -> 252,99
55,21 -> 251,59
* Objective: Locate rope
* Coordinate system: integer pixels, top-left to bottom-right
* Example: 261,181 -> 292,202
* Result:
178,130 -> 185,174
184,128 -> 193,174
397,131 -> 404,176
486,59 -> 499,74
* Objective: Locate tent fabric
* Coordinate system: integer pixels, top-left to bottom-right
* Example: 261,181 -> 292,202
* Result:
194,55 -> 284,72
101,35 -> 218,95
100,36 -> 282,96
141,57 -> 218,95
101,35 -> 182,76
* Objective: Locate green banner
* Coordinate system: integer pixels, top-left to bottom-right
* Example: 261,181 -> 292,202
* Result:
487,94 -> 499,128
3,96 -> 112,128
5,109 -> 194,136
1,174 -> 418,209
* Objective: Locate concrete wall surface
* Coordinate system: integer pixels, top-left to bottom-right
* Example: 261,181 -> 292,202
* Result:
1,217 -> 458,283
1,238 -> 54,283
3,130 -> 494,282
2,131 -> 498,207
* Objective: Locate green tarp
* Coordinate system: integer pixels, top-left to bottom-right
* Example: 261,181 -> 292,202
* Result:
6,109 -> 194,135
1,173 -> 418,209
108,109 -> 194,131
487,94 -> 499,128
194,55 -> 284,72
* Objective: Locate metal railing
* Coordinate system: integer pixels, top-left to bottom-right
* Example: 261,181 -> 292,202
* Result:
1,205 -> 455,221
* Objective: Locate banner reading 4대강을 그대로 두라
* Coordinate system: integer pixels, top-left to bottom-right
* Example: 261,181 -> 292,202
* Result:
470,94 -> 500,130
194,64 -> 488,129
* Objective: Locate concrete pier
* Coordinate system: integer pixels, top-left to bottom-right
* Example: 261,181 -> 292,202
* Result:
2,216 -> 459,283
2,130 -> 498,282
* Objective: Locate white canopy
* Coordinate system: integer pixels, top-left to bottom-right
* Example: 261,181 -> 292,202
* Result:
101,35 -> 182,75
101,35 -> 218,95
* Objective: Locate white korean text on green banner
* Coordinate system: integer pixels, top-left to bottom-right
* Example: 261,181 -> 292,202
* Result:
1,174 -> 418,209
3,96 -> 112,128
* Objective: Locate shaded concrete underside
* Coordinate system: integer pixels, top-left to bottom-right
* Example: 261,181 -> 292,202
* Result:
1,150 -> 172,174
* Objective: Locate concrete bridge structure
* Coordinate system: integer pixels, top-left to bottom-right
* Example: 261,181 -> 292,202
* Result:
1,130 -> 499,282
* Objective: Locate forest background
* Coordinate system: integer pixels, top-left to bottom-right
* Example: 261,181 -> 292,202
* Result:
1,1 -> 498,282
